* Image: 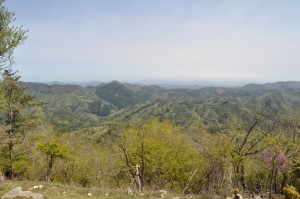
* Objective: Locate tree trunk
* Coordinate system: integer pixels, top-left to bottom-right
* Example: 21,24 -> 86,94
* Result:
9,141 -> 14,179
281,172 -> 288,193
119,144 -> 135,179
46,156 -> 54,182
141,141 -> 145,190
135,165 -> 142,192
183,169 -> 199,195
269,164 -> 276,199
241,164 -> 246,189
274,170 -> 278,194
234,165 -> 240,188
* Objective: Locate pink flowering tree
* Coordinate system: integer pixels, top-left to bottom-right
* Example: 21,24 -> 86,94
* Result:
263,148 -> 288,196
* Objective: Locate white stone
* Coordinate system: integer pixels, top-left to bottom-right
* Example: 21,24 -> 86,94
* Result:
1,187 -> 44,199
158,190 -> 168,195
0,172 -> 4,182
127,187 -> 133,195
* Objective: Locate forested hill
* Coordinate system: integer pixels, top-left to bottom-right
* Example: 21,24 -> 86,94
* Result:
242,81 -> 300,90
21,80 -> 300,130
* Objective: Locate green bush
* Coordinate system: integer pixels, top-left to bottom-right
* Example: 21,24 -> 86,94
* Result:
232,188 -> 240,195
0,148 -> 29,177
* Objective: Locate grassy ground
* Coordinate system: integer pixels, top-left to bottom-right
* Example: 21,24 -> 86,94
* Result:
0,180 -> 206,199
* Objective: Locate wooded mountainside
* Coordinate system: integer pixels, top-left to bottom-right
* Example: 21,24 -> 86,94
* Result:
0,0 -> 299,198
1,80 -> 296,198
22,80 -> 300,131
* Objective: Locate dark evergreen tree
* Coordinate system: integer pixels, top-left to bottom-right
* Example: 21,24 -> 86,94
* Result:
0,69 -> 36,178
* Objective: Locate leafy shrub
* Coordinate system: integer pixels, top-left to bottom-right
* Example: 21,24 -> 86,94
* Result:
232,188 -> 240,195
283,185 -> 300,199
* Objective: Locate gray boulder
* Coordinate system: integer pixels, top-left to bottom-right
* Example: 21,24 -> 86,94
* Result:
1,187 -> 44,199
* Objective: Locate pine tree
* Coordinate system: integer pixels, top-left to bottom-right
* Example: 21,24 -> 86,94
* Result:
0,69 -> 36,178
0,0 -> 30,179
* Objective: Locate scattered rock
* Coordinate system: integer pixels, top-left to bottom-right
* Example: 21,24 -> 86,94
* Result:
127,187 -> 133,195
88,192 -> 93,196
234,193 -> 243,199
1,187 -> 44,199
1,187 -> 22,199
32,185 -> 43,189
157,190 -> 167,198
157,190 -> 168,194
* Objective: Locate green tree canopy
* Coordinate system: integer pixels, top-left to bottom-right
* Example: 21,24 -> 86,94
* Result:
0,69 -> 37,178
0,0 -> 27,69
118,119 -> 202,191
38,139 -> 71,182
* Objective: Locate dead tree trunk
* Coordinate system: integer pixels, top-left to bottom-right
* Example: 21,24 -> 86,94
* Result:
183,168 -> 198,195
135,165 -> 142,192
119,143 -> 135,178
141,141 -> 145,190
119,143 -> 141,189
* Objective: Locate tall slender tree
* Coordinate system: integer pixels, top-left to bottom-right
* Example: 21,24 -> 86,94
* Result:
0,69 -> 36,178
0,0 -> 30,178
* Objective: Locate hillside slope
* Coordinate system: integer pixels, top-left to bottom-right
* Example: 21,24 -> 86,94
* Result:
22,81 -> 300,130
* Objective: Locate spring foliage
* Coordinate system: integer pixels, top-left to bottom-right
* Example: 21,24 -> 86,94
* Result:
283,185 -> 300,199
118,119 -> 202,190
0,0 -> 27,68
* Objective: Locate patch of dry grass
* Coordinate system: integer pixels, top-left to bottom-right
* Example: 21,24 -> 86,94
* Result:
0,180 -> 206,199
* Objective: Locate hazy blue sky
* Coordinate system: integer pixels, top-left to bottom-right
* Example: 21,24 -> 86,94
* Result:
5,0 -> 300,82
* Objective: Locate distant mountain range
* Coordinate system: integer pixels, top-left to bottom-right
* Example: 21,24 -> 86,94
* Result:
43,79 -> 300,90
22,80 -> 300,131
43,80 -> 261,89
132,79 -> 254,88
241,81 -> 300,90
45,81 -> 104,87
